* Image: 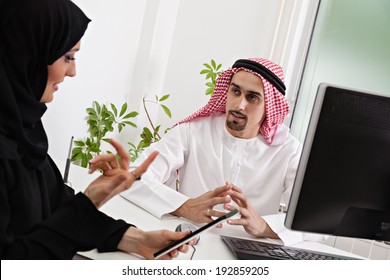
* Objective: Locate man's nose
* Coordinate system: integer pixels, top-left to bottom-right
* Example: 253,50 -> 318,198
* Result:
238,96 -> 247,110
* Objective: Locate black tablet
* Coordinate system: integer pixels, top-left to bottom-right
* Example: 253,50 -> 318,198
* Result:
153,209 -> 239,259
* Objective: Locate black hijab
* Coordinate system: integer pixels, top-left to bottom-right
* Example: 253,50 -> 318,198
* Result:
0,0 -> 90,168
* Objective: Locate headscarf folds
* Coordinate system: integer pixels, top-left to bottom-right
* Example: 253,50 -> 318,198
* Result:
0,0 -> 90,168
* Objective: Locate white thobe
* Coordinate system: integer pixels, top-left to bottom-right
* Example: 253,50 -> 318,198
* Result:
121,113 -> 305,244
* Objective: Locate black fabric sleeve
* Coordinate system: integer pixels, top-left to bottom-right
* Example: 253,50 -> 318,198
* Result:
1,191 -> 132,259
33,192 -> 133,254
0,157 -> 134,259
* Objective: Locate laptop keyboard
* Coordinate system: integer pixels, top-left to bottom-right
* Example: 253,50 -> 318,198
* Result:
221,235 -> 356,260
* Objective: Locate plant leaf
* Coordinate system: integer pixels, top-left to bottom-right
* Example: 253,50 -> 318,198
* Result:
119,103 -> 128,117
86,108 -> 96,115
206,87 -> 213,95
211,59 -> 216,69
123,121 -> 137,127
203,63 -> 212,70
93,101 -> 101,113
143,127 -> 153,139
110,103 -> 118,117
81,153 -> 89,168
154,125 -> 161,136
160,104 -> 171,118
74,140 -> 85,146
123,111 -> 138,118
159,94 -> 170,102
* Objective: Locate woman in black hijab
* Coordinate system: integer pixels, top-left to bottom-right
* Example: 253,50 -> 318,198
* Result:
0,0 -> 189,259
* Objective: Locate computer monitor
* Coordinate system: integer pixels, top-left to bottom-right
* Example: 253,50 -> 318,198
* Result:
285,83 -> 390,241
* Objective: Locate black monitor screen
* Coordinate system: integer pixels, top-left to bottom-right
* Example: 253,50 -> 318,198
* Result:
285,83 -> 390,241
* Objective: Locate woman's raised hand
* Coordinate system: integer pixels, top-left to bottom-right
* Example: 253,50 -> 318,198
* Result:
84,138 -> 158,208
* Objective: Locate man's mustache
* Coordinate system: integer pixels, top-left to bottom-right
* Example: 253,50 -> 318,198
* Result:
228,110 -> 247,119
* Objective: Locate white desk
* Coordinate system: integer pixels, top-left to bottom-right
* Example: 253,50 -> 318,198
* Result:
66,162 -> 361,260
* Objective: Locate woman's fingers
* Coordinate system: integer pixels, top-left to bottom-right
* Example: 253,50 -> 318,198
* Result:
103,172 -> 137,201
109,138 -> 130,170
85,149 -> 159,208
88,139 -> 131,174
88,154 -> 117,174
130,151 -> 159,180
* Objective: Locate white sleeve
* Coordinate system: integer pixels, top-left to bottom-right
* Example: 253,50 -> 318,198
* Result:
120,123 -> 190,219
263,213 -> 328,246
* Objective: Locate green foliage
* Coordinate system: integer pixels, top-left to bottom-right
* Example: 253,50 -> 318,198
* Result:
200,59 -> 223,95
71,95 -> 171,167
72,59 -> 222,168
127,95 -> 172,161
71,102 -> 138,168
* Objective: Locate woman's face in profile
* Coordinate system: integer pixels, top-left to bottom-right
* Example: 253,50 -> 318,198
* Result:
40,41 -> 81,103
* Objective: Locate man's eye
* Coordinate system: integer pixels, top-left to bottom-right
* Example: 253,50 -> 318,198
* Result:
231,88 -> 240,95
248,94 -> 259,101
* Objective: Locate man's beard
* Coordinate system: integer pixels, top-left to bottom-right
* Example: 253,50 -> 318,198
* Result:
226,110 -> 247,131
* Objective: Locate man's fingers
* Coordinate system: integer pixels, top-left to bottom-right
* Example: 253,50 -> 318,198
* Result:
207,209 -> 227,218
230,184 -> 243,193
211,184 -> 233,197
229,189 -> 247,207
209,196 -> 231,208
226,206 -> 249,226
227,218 -> 245,226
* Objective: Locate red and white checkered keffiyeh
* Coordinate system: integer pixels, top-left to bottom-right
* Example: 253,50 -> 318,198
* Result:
177,58 -> 290,145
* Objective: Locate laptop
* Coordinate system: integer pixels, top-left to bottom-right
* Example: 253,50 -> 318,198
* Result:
220,235 -> 358,260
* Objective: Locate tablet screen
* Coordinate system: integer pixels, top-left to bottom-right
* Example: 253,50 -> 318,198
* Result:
153,209 -> 238,259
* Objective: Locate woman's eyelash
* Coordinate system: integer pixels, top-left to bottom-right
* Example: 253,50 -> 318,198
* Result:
65,54 -> 76,61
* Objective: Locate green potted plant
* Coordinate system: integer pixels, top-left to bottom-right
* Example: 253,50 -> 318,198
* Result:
71,59 -> 223,168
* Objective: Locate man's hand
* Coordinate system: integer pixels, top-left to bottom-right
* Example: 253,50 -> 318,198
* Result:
225,184 -> 278,238
171,184 -> 233,224
117,227 -> 192,260
84,138 -> 159,208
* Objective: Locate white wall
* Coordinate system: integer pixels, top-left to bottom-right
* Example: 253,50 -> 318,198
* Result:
42,0 -> 318,163
42,0 -> 148,162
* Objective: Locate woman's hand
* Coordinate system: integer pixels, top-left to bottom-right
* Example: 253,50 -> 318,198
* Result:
84,138 -> 159,208
118,227 -> 192,260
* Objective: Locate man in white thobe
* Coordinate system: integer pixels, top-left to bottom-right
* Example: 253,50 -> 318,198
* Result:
122,58 -> 303,244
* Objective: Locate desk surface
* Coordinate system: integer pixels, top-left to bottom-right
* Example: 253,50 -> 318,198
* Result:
65,162 -> 360,260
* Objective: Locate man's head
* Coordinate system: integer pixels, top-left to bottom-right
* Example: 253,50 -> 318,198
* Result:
179,58 -> 289,145
225,70 -> 265,138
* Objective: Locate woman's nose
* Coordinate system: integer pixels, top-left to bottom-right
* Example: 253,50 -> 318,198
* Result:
66,63 -> 76,77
